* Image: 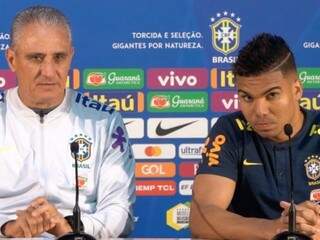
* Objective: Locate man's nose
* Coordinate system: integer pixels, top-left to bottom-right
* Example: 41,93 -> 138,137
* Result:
253,99 -> 269,117
40,59 -> 56,78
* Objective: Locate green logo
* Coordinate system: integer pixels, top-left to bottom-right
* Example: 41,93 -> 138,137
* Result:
298,68 -> 320,89
83,68 -> 144,90
147,91 -> 208,112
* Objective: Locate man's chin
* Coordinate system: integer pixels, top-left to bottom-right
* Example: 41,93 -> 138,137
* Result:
34,93 -> 64,108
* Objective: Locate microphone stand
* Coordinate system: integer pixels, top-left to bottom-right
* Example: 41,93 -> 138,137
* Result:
56,142 -> 96,240
272,124 -> 311,240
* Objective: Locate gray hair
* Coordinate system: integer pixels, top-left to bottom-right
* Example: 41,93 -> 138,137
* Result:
10,5 -> 72,48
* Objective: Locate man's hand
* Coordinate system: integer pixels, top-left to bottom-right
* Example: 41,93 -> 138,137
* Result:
29,197 -> 72,237
2,205 -> 49,237
280,201 -> 320,239
2,197 -> 72,238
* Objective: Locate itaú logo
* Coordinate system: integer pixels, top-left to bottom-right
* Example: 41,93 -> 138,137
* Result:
300,93 -> 320,110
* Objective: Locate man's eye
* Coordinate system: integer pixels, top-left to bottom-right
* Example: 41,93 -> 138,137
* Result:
28,55 -> 44,63
240,95 -> 252,102
54,54 -> 67,63
267,92 -> 280,100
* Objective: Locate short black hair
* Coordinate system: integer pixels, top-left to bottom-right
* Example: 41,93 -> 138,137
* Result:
232,33 -> 297,77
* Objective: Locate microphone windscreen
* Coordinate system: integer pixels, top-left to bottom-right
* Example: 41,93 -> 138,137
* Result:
70,141 -> 79,154
284,123 -> 293,136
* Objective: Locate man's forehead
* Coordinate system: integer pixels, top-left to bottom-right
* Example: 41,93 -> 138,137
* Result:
236,71 -> 290,93
15,22 -> 71,43
13,24 -> 72,53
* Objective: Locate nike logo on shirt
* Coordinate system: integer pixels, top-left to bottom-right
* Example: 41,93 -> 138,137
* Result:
155,120 -> 198,136
243,159 -> 263,166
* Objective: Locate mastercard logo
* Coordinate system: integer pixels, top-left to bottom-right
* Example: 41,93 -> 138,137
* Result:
144,146 -> 162,157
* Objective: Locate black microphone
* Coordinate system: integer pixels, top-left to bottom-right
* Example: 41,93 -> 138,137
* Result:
56,141 -> 96,240
272,124 -> 311,240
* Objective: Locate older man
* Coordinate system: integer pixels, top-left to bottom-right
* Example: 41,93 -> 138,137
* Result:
0,5 -> 135,238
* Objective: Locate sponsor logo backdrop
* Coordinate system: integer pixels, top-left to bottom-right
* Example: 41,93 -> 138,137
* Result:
1,0 -> 320,237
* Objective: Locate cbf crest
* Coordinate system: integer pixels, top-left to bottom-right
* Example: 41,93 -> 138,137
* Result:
70,134 -> 93,162
304,155 -> 320,181
210,11 -> 241,55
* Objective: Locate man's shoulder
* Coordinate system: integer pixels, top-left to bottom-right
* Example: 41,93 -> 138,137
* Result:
214,111 -> 250,133
68,89 -> 119,121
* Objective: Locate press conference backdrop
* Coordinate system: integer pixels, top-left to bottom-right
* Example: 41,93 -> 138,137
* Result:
1,0 -> 320,237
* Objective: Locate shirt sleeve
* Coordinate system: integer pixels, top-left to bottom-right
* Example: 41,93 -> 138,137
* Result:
81,111 -> 135,238
197,115 -> 240,181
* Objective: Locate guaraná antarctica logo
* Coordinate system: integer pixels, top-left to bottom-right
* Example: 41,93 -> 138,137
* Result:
210,11 -> 241,55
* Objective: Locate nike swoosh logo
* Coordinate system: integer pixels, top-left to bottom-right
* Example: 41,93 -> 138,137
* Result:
243,159 -> 263,166
156,120 -> 198,136
124,121 -> 134,126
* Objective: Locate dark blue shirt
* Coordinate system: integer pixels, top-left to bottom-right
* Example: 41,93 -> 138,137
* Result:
197,108 -> 320,219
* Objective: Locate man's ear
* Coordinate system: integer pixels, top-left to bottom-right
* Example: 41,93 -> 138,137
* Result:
293,75 -> 303,100
6,48 -> 17,72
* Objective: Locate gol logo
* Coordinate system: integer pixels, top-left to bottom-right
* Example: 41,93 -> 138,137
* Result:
202,134 -> 226,166
136,162 -> 176,178
144,146 -> 162,157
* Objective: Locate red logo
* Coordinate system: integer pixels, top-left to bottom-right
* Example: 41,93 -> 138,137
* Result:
136,180 -> 176,196
150,96 -> 170,109
144,146 -> 162,157
87,72 -> 106,86
0,69 -> 17,90
179,162 -> 199,177
310,189 -> 320,201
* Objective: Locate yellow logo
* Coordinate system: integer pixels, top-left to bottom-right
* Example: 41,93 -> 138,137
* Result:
235,118 -> 252,131
210,11 -> 241,55
166,202 -> 190,231
309,124 -> 320,136
202,134 -> 226,166
305,155 -> 320,181
243,159 -> 263,166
